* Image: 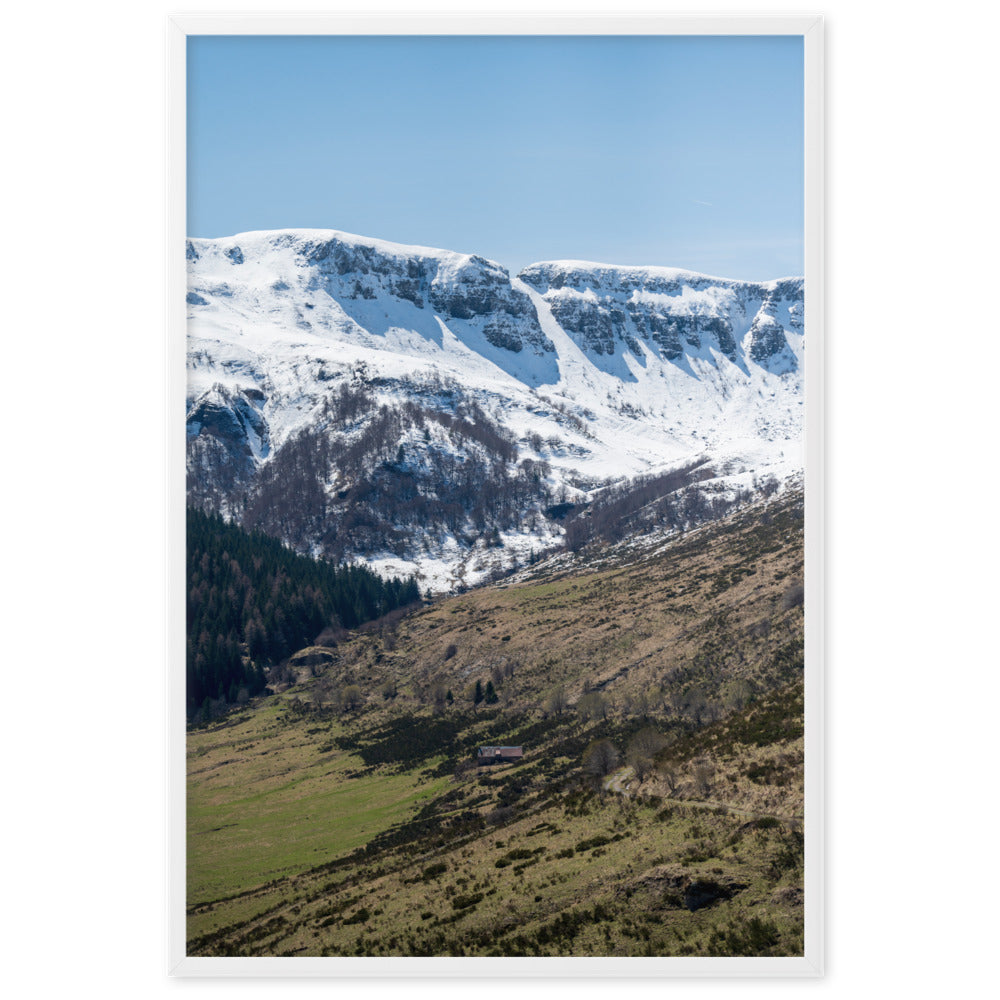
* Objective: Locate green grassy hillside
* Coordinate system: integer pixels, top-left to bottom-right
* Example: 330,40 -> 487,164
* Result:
187,491 -> 806,957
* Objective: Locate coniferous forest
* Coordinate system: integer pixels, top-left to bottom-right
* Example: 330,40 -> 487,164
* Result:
186,507 -> 420,718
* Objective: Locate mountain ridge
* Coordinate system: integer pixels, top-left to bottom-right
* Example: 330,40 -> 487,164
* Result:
188,226 -> 801,287
186,228 -> 804,591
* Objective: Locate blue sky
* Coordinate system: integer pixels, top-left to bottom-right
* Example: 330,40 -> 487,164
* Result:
188,35 -> 804,280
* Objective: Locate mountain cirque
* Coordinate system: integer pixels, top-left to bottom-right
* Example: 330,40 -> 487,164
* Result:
186,229 -> 804,591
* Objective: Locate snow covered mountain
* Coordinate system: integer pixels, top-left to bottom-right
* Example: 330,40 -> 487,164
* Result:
187,228 -> 804,591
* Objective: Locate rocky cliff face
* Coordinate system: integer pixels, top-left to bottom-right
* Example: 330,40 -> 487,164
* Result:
518,261 -> 802,373
186,383 -> 270,512
297,233 -> 555,357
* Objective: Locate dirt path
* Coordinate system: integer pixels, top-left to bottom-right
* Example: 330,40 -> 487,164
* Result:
604,765 -> 635,794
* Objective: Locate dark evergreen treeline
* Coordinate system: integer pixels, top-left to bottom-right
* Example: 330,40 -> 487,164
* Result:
186,506 -> 420,717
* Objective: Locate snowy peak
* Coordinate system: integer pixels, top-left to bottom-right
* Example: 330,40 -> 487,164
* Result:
518,261 -> 803,375
186,228 -> 805,591
187,229 -> 557,386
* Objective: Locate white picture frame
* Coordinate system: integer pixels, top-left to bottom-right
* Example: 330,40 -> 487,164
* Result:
167,13 -> 824,979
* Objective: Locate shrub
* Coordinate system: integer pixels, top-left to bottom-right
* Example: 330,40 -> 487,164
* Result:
781,583 -> 804,611
575,834 -> 612,853
342,685 -> 363,711
496,847 -> 542,868
710,916 -> 783,956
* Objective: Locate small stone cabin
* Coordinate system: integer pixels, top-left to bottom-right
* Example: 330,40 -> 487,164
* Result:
477,746 -> 524,765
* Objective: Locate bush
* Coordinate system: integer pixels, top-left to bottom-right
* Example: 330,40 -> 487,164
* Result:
781,583 -> 804,611
710,916 -> 783,956
495,847 -> 542,868
753,817 -> 782,830
575,834 -> 612,853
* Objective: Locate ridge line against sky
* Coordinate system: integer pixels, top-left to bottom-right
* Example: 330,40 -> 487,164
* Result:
187,34 -> 804,282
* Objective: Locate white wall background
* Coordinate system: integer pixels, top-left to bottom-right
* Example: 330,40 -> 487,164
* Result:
4,2 -> 995,997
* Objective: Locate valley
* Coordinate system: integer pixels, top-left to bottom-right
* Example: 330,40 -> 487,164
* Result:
184,226 -> 808,959
187,489 -> 805,957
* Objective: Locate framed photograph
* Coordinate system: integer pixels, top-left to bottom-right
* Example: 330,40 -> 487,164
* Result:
168,14 -> 823,978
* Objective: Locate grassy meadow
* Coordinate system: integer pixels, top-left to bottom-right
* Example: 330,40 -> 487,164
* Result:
187,491 -> 806,957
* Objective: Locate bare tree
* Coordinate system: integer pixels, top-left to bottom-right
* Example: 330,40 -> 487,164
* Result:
544,685 -> 569,716
429,681 -> 448,714
269,662 -> 295,689
576,691 -> 608,721
582,739 -> 620,779
310,682 -> 327,709
659,763 -> 679,796
382,625 -> 398,652
692,757 -> 714,796
322,685 -> 344,712
725,679 -> 753,712
627,727 -> 668,781
633,690 -> 651,719
684,687 -> 709,726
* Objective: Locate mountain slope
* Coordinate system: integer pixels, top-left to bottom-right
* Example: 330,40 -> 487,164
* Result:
186,490 -> 805,957
186,229 -> 804,590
